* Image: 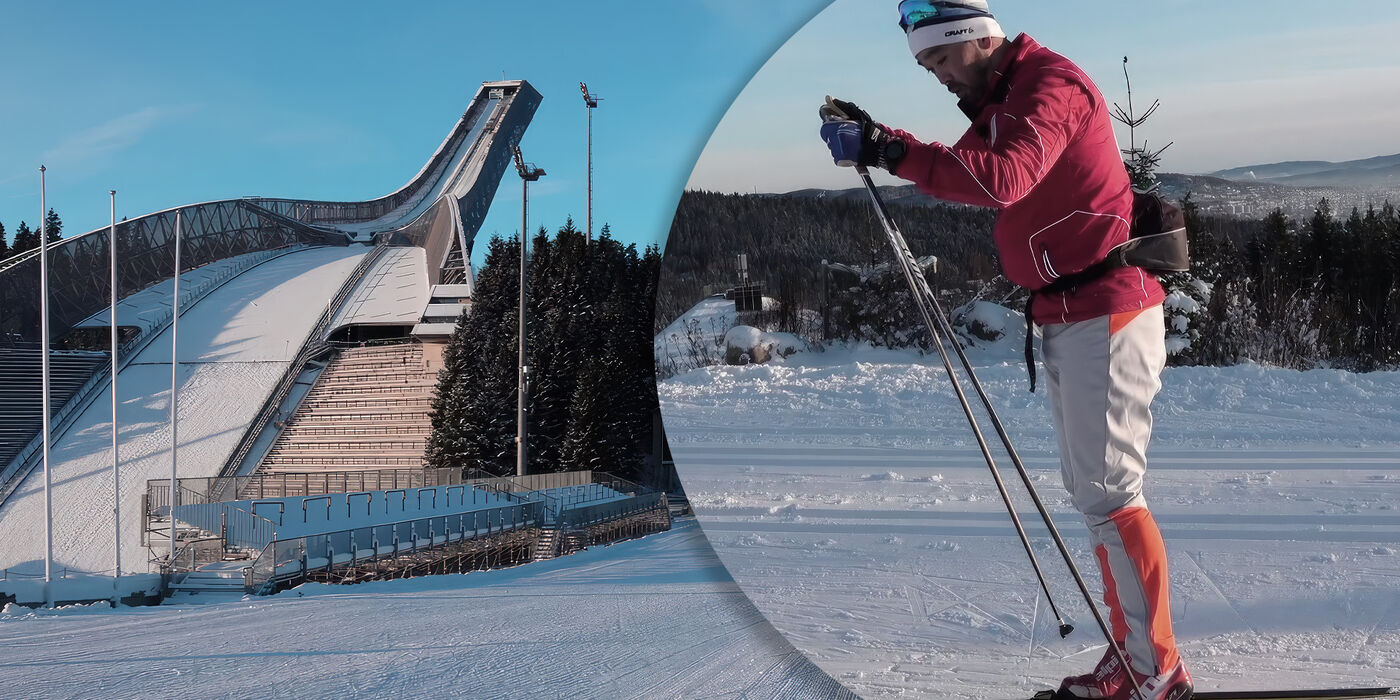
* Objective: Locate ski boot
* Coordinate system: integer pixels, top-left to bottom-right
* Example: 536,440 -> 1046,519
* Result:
1057,648 -> 1192,700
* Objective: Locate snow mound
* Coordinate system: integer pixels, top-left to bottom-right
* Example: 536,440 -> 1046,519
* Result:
951,300 -> 1028,363
725,324 -> 765,349
862,471 -> 905,481
725,325 -> 812,365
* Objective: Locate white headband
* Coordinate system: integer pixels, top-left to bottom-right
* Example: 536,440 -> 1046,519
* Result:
906,15 -> 1005,58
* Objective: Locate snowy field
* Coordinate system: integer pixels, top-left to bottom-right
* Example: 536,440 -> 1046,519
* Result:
0,245 -> 366,577
659,344 -> 1400,699
0,519 -> 856,700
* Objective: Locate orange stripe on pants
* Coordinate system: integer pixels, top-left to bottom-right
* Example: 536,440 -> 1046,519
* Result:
1100,505 -> 1179,674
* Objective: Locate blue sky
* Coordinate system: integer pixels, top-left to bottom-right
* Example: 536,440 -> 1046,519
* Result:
0,1 -> 830,263
688,0 -> 1400,194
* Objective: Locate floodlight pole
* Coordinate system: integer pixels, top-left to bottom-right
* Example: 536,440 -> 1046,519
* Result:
169,210 -> 181,564
512,146 -> 544,478
580,82 -> 601,243
110,190 -> 121,605
40,166 -> 53,608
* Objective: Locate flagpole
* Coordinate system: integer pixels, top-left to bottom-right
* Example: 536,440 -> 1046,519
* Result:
169,210 -> 181,564
39,166 -> 53,608
110,190 -> 121,606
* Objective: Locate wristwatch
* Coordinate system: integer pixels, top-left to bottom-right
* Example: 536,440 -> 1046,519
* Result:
880,137 -> 907,171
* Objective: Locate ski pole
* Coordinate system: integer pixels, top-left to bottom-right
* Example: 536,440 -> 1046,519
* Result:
853,166 -> 1144,697
852,167 -> 1073,638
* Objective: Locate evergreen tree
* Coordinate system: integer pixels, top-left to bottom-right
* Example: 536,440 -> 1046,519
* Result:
559,360 -> 613,470
43,208 -> 62,243
526,220 -> 588,473
1110,57 -> 1208,364
0,221 -> 9,260
429,219 -> 660,480
425,235 -> 522,475
12,221 -> 37,253
1307,198 -> 1336,295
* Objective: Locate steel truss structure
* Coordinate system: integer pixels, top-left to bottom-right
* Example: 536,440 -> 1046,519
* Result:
0,80 -> 541,347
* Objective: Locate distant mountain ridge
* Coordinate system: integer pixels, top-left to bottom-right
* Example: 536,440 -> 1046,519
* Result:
1211,153 -> 1400,188
770,168 -> 1395,222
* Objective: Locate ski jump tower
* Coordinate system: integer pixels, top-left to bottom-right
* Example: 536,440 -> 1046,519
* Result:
0,81 -> 546,599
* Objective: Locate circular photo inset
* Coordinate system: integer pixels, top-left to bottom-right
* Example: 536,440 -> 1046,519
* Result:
655,1 -> 1400,698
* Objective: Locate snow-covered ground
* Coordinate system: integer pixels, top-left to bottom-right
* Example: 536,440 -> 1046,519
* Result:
0,245 -> 366,577
659,342 -> 1400,699
0,518 -> 856,700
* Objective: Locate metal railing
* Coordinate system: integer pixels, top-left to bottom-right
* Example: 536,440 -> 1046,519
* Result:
557,492 -> 667,531
162,537 -> 226,575
147,482 -> 216,516
539,483 -> 625,514
468,470 -> 595,494
594,472 -> 654,497
243,500 -> 543,594
149,467 -> 466,505
465,471 -> 658,525
226,506 -> 279,550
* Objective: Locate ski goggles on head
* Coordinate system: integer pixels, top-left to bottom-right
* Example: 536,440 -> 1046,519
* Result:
897,0 -> 995,32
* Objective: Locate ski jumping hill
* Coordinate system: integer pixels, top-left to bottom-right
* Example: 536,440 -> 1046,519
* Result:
0,80 -> 540,588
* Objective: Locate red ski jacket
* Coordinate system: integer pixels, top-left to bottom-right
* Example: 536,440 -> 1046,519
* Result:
889,34 -> 1164,325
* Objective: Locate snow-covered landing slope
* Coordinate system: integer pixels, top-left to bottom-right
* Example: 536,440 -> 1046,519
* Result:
0,519 -> 856,700
659,346 -> 1400,699
0,246 -> 367,576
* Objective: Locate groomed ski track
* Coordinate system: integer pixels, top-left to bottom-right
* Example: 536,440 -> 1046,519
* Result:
0,518 -> 857,700
0,245 -> 367,576
660,348 -> 1400,699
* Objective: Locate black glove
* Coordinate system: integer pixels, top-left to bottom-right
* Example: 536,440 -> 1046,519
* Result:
818,96 -> 906,172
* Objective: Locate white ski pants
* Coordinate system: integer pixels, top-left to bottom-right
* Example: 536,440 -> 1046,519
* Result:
1041,304 -> 1180,675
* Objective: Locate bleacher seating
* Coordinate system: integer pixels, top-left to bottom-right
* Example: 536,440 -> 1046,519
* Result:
0,347 -> 110,468
258,343 -> 435,473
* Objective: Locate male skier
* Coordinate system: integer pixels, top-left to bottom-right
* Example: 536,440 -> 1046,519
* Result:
818,3 -> 1190,699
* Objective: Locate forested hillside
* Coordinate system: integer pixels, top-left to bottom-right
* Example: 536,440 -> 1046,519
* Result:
659,188 -> 1400,370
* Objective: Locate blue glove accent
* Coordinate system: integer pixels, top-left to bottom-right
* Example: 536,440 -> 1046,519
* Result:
820,120 -> 864,168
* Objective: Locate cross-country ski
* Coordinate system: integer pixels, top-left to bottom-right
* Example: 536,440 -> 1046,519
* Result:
1031,687 -> 1400,700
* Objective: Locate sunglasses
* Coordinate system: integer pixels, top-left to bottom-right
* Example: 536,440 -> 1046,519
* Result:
897,0 -> 993,31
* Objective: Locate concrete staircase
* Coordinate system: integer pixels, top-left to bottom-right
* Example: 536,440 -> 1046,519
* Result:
261,344 -> 435,473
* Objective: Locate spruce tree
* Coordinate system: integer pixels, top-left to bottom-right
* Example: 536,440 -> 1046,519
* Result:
559,360 -> 612,470
1111,57 -> 1209,364
425,235 -> 522,476
526,220 -> 587,473
429,219 -> 659,481
43,208 -> 63,243
12,221 -> 36,253
0,221 -> 9,260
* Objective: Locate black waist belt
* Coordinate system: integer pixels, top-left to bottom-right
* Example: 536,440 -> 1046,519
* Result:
1021,257 -> 1122,393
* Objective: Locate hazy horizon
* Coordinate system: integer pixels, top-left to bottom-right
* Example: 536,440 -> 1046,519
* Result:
694,147 -> 1400,196
686,0 -> 1400,196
